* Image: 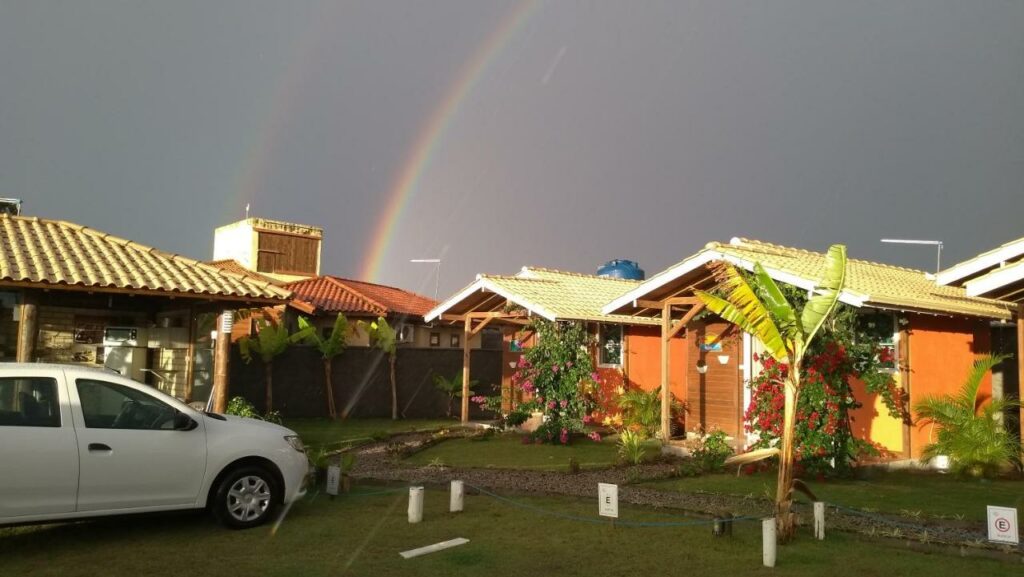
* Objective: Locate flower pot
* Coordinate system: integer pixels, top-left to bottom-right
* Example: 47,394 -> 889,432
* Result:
519,411 -> 545,433
931,455 -> 951,473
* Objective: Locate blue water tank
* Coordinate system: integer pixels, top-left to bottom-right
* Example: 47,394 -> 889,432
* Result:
596,259 -> 645,280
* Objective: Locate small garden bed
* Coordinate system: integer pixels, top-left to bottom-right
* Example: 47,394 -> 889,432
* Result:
284,418 -> 459,451
640,468 -> 1024,522
402,432 -> 662,472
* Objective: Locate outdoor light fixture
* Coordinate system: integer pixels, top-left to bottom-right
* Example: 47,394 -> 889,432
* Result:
716,354 -> 730,365
508,361 -> 517,369
696,361 -> 708,374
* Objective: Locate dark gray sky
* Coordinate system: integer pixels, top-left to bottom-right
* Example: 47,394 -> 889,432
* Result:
2,1 -> 1022,298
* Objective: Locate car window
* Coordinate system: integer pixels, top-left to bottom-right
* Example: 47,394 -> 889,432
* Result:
76,379 -> 178,430
0,377 -> 61,427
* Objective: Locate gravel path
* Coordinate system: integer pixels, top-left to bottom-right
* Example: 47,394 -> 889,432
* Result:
346,432 -> 1020,557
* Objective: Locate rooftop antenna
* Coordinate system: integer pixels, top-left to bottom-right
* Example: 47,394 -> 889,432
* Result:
880,238 -> 943,274
410,259 -> 442,300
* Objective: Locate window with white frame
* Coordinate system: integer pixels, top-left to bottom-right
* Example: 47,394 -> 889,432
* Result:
599,324 -> 623,366
856,311 -> 898,372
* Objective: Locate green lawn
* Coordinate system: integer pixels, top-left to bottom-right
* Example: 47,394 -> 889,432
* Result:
0,488 -> 1014,577
642,469 -> 1024,521
404,433 -> 661,471
284,418 -> 457,450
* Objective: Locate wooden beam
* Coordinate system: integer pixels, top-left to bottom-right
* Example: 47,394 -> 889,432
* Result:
0,279 -> 286,305
211,310 -> 232,413
660,301 -> 672,442
1018,304 -> 1023,446
440,314 -> 467,322
461,319 -> 472,423
470,316 -> 496,336
667,302 -> 706,340
16,292 -> 38,363
636,296 -> 700,310
184,306 -> 196,403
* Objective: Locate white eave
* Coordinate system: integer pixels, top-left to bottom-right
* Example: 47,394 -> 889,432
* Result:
602,248 -> 867,316
964,259 -> 1024,298
936,238 -> 1024,286
423,276 -> 558,323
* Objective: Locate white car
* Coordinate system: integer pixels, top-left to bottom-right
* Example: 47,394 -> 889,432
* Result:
0,364 -> 310,529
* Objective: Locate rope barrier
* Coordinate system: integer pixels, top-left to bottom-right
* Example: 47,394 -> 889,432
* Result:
463,482 -> 760,528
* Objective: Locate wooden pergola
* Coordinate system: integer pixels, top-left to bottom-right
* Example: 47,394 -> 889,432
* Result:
605,270 -> 723,440
436,311 -> 530,423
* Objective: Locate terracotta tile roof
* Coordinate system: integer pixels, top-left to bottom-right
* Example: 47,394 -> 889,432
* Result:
0,215 -> 291,301
206,259 -> 284,286
607,237 -> 1014,320
427,266 -> 661,326
284,276 -> 438,317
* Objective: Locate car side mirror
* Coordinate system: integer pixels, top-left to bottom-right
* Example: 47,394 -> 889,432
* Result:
174,411 -> 198,431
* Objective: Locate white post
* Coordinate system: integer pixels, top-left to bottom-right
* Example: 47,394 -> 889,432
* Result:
450,480 -> 464,513
813,502 -> 825,540
762,518 -> 777,568
408,486 -> 424,523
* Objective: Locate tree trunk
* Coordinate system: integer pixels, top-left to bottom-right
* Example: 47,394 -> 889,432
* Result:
775,367 -> 800,542
324,358 -> 337,420
390,353 -> 398,420
265,360 -> 274,413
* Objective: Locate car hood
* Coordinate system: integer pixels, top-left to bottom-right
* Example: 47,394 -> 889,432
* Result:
210,414 -> 296,436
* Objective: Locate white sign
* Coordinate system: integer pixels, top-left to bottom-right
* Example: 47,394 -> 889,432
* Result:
598,483 -> 618,518
987,506 -> 1019,545
325,465 -> 341,496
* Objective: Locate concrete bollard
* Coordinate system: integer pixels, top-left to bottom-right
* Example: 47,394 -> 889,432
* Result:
813,502 -> 825,540
450,480 -> 464,513
408,486 -> 424,523
762,518 -> 777,568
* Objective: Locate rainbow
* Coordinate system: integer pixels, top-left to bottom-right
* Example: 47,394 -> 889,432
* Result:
359,0 -> 539,282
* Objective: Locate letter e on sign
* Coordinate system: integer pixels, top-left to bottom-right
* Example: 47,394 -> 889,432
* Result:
986,506 -> 1018,545
598,483 -> 618,518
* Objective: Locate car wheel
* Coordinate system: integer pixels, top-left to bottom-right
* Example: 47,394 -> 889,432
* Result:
212,466 -> 280,529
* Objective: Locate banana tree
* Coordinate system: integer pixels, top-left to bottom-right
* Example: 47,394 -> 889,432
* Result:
239,317 -> 314,413
695,245 -> 846,542
369,317 -> 399,420
299,314 -> 361,420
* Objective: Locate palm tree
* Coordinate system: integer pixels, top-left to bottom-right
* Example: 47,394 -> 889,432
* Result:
695,245 -> 846,542
239,317 -> 314,413
299,314 -> 360,420
914,355 -> 1020,478
433,372 -> 477,418
368,317 -> 399,420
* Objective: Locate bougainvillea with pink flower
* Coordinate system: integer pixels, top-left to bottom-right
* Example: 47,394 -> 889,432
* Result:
507,320 -> 602,444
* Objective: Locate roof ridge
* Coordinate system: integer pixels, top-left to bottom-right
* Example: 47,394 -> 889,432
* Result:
481,273 -> 558,283
323,274 -> 434,299
323,277 -> 389,314
731,237 -> 932,275
521,266 -> 642,283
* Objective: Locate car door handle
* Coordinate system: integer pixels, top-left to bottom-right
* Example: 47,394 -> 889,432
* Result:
88,443 -> 112,452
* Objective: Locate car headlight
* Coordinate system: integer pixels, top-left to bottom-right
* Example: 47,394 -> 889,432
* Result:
284,435 -> 306,453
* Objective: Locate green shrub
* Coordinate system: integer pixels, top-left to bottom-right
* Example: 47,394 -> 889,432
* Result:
225,396 -> 282,424
691,429 -> 733,472
914,355 -> 1021,478
618,430 -> 647,465
618,387 -> 684,439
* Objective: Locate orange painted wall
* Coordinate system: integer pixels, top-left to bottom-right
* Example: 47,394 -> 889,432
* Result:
907,314 -> 991,459
848,374 -> 905,457
623,325 -> 687,400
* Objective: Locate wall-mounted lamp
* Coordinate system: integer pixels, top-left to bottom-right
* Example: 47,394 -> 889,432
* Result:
716,354 -> 730,365
508,361 -> 517,369
695,361 -> 708,374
